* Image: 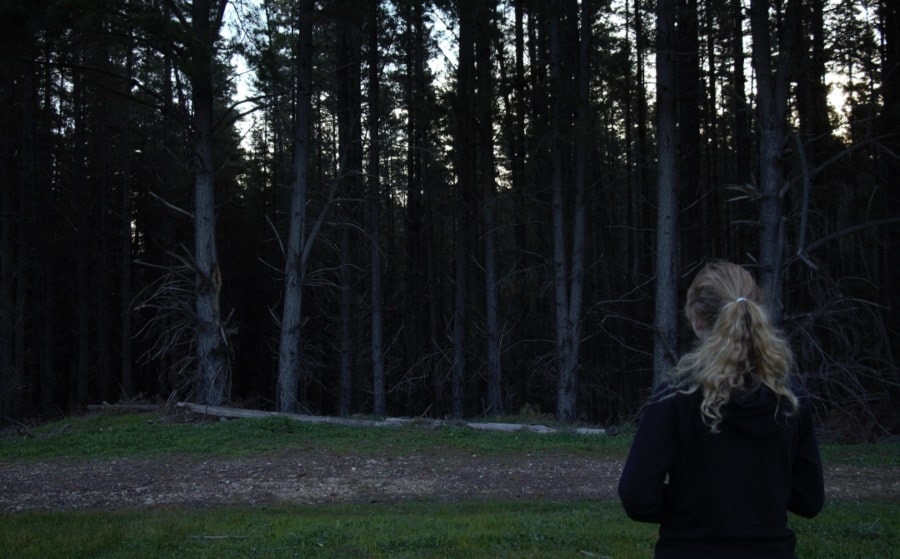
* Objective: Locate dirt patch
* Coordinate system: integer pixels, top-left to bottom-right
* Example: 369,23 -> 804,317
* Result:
1,451 -> 897,512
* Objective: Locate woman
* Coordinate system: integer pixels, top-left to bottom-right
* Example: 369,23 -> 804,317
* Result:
619,261 -> 824,558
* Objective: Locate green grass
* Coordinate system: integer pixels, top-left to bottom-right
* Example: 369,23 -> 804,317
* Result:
0,411 -> 635,461
1,412 -> 898,558
819,440 -> 900,468
3,410 -> 898,466
793,501 -> 900,559
0,500 -> 896,559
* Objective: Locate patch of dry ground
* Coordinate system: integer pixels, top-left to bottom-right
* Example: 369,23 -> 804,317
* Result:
1,451 -> 898,512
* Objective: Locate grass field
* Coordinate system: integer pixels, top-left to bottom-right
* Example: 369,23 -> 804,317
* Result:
0,411 -> 635,462
3,410 -> 897,466
1,411 -> 898,558
1,498 -> 897,558
3,499 -> 898,559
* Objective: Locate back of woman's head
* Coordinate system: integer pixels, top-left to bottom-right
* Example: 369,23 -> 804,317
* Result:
674,261 -> 798,431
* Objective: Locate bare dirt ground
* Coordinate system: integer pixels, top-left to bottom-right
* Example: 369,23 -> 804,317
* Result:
2,449 -> 898,513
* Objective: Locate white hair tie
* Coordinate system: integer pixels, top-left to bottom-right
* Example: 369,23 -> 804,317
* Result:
735,297 -> 748,303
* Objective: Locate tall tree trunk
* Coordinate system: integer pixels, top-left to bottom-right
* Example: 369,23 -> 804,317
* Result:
90,40 -> 113,405
702,0 -> 724,256
550,3 -> 569,422
653,0 -> 679,386
477,0 -> 502,416
189,0 -> 230,406
796,0 -> 829,145
628,0 -> 649,280
730,0 -> 751,187
367,1 -> 386,417
400,3 -> 432,414
511,0 -> 530,410
120,50 -> 134,399
0,76 -> 13,417
33,63 -> 52,416
879,0 -> 900,384
568,0 -> 589,422
339,227 -> 354,415
73,50 -> 93,410
750,0 -> 799,321
0,215 -> 9,419
676,0 -> 701,263
452,0 -> 476,419
97,182 -> 112,403
277,0 -> 314,413
882,0 -> 900,161
551,0 -> 587,424
549,5 -> 565,421
336,3 -> 363,417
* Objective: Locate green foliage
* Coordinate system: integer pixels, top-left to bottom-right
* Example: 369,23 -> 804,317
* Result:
1,501 -> 896,559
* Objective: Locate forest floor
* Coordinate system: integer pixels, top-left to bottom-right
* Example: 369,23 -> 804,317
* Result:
2,443 -> 899,513
2,450 -> 624,512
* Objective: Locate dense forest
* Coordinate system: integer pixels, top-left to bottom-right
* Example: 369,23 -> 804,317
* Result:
1,0 -> 898,439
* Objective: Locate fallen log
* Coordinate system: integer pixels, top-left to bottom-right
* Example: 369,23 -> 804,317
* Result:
175,402 -> 607,435
87,402 -> 164,413
175,402 -> 439,428
465,422 -> 557,434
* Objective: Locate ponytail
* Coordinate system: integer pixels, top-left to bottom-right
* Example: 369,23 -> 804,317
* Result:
668,262 -> 799,432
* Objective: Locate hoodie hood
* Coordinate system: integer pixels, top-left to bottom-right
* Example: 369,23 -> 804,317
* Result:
723,386 -> 785,438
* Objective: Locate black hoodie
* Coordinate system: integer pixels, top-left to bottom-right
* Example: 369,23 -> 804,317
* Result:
618,384 -> 824,559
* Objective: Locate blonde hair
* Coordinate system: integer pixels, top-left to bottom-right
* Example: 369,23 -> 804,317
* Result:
669,261 -> 799,432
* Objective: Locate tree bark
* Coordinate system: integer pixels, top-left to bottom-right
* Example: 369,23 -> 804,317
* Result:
120,49 -> 135,399
796,0 -> 829,145
0,79 -> 13,418
676,0 -> 702,263
507,0 -> 532,412
400,2 -> 433,414
628,0 -> 650,282
73,47 -> 92,409
729,0 -> 751,187
335,3 -> 363,417
189,0 -> 230,406
750,0 -> 799,321
277,0 -> 315,413
882,0 -> 900,161
453,0 -> 476,419
367,1 -> 386,418
653,0 -> 680,386
476,0 -> 502,417
551,0 -> 587,424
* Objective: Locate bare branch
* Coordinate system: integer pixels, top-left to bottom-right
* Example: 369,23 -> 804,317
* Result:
148,191 -> 194,219
788,218 -> 900,266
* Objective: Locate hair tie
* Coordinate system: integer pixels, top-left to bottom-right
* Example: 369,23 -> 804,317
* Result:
735,297 -> 748,303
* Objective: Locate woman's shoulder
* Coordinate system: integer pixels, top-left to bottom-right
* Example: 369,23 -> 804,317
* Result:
645,381 -> 676,405
643,380 -> 700,412
788,376 -> 819,423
